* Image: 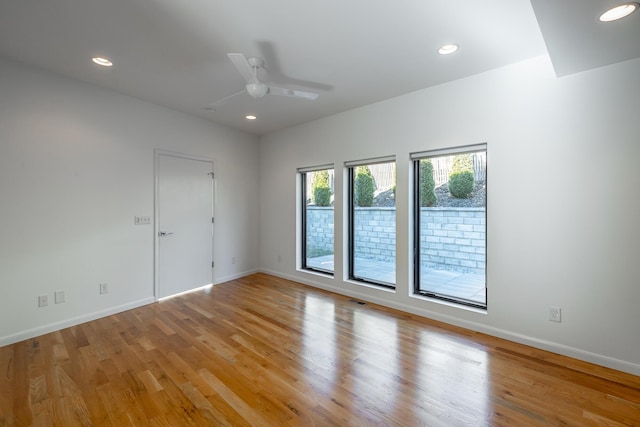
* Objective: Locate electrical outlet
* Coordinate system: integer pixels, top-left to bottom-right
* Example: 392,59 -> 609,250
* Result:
277,255 -> 281,263
54,290 -> 65,304
99,283 -> 109,294
38,295 -> 48,307
549,306 -> 562,322
232,256 -> 236,265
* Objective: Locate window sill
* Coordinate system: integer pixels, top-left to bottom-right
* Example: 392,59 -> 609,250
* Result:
410,293 -> 487,314
345,279 -> 396,293
298,268 -> 335,280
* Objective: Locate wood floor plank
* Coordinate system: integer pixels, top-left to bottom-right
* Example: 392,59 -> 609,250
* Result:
1,273 -> 640,426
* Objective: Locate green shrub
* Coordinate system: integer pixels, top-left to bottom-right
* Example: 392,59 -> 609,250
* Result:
419,159 -> 436,207
448,170 -> 474,198
448,154 -> 475,198
311,170 -> 331,206
313,186 -> 331,206
354,165 -> 374,207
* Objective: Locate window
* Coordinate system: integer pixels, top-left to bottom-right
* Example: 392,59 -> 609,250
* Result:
300,166 -> 334,275
412,144 -> 487,308
347,157 -> 396,288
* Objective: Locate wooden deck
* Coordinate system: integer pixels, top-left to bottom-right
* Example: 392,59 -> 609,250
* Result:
1,273 -> 639,426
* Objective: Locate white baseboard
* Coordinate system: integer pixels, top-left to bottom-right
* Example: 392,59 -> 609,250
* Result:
0,297 -> 155,347
260,268 -> 640,376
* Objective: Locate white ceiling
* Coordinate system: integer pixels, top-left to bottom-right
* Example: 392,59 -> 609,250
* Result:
0,0 -> 638,135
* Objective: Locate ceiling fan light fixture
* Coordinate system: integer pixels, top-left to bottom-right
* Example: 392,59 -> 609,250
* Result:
208,53 -> 320,109
438,44 -> 459,55
91,56 -> 113,67
599,2 -> 639,21
246,82 -> 269,98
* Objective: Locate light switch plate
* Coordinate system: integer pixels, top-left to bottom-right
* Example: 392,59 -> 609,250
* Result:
134,216 -> 152,225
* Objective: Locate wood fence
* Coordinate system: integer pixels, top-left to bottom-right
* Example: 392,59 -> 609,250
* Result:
304,152 -> 486,194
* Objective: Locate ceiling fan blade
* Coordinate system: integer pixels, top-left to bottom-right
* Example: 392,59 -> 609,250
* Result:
268,86 -> 319,100
206,89 -> 246,111
227,53 -> 258,84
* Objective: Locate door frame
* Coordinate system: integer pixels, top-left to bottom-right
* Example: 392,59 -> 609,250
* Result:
154,149 -> 215,300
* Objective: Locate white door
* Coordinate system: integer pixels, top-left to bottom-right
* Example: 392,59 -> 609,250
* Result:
157,153 -> 214,298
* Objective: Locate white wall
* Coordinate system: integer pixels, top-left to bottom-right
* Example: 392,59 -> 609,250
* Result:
259,56 -> 640,375
0,58 -> 260,345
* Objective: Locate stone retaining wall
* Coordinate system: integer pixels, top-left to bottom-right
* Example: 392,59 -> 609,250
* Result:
353,207 -> 396,262
305,207 -> 334,256
420,208 -> 485,273
306,207 -> 485,273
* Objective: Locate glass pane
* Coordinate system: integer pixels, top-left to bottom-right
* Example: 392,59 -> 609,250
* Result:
304,169 -> 334,273
352,162 -> 396,287
417,151 -> 486,306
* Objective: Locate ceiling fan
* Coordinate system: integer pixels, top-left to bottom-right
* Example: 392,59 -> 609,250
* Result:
207,53 -> 320,110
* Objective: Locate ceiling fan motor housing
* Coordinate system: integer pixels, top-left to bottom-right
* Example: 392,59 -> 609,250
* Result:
246,82 -> 269,98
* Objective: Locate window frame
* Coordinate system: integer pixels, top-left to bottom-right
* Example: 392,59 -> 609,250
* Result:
299,165 -> 335,276
346,156 -> 396,289
412,144 -> 487,309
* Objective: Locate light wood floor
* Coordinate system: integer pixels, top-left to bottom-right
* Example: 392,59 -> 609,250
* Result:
1,273 -> 639,426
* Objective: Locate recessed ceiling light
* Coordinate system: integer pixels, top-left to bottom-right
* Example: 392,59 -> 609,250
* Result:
438,44 -> 459,55
599,2 -> 639,22
92,57 -> 113,67
245,115 -> 257,120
